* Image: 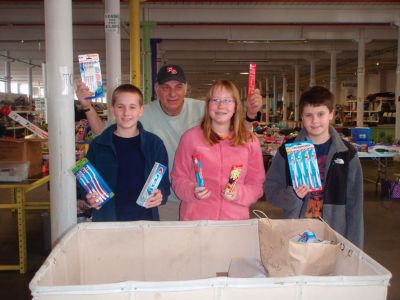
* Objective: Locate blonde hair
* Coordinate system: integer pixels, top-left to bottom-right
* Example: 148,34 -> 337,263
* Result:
201,80 -> 253,146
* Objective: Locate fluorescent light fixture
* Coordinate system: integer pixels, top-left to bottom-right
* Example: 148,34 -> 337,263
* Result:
215,59 -> 269,63
227,39 -> 307,45
240,72 -> 249,75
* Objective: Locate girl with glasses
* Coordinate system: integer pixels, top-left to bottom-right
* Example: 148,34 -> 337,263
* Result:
171,80 -> 265,220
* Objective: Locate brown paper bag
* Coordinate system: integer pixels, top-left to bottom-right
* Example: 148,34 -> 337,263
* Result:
258,218 -> 341,277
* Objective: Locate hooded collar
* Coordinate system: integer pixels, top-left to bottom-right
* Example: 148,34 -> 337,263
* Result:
296,125 -> 347,153
95,121 -> 145,146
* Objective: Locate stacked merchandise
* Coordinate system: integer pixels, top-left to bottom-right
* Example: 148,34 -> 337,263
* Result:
351,127 -> 372,152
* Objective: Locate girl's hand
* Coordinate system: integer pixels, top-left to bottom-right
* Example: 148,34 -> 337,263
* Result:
86,192 -> 102,210
222,186 -> 238,201
294,185 -> 309,199
246,89 -> 262,117
145,189 -> 163,208
194,186 -> 211,200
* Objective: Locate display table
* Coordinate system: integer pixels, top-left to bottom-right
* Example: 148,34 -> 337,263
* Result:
358,152 -> 398,192
0,174 -> 50,273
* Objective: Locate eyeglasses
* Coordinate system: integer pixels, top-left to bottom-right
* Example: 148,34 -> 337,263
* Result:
210,98 -> 235,105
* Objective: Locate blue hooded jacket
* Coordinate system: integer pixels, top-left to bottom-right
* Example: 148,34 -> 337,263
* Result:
85,122 -> 170,221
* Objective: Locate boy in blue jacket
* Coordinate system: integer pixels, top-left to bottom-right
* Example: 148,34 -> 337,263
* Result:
265,86 -> 364,248
84,84 -> 170,221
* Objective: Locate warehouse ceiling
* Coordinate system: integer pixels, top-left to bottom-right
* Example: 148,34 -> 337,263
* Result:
0,0 -> 399,99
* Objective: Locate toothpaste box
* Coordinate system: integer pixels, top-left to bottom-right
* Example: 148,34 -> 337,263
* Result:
78,53 -> 104,99
285,141 -> 322,192
72,158 -> 114,207
136,162 -> 167,207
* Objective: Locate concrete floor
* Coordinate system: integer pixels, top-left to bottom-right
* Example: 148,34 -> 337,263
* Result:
0,159 -> 399,299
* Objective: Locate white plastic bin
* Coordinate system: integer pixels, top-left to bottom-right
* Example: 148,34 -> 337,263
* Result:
0,161 -> 29,182
30,220 -> 391,300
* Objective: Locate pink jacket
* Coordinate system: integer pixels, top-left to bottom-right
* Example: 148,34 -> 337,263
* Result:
172,126 -> 265,221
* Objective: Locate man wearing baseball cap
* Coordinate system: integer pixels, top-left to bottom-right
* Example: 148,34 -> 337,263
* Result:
77,64 -> 262,220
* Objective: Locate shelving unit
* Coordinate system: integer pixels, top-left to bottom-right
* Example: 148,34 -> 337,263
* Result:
343,99 -> 357,126
342,93 -> 395,127
0,93 -> 42,138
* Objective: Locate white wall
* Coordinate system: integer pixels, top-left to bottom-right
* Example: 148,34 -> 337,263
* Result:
384,70 -> 396,92
339,69 -> 396,103
367,73 -> 381,95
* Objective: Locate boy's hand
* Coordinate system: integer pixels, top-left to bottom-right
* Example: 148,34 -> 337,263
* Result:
77,199 -> 92,214
76,81 -> 93,108
194,186 -> 211,200
294,185 -> 309,199
144,189 -> 163,208
222,186 -> 238,201
246,88 -> 262,118
86,192 -> 102,210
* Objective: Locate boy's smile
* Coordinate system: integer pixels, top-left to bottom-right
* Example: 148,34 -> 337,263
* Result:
111,92 -> 144,137
301,104 -> 334,144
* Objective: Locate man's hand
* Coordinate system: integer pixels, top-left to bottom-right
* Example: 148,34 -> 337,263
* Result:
246,88 -> 262,118
76,81 -> 94,109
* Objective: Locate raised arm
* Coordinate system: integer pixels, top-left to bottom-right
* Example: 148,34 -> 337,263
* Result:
76,81 -> 105,135
245,88 -> 262,128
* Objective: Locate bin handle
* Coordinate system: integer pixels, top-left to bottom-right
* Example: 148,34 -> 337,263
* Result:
252,209 -> 272,227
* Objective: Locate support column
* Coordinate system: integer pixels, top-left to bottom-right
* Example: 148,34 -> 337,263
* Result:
356,33 -> 367,127
265,76 -> 270,123
282,72 -> 287,121
44,0 -> 77,244
294,64 -> 300,122
27,60 -> 33,101
330,50 -> 338,98
151,39 -> 160,101
395,26 -> 400,141
309,55 -> 316,87
105,0 -> 121,122
4,51 -> 11,93
41,62 -> 48,123
129,0 -> 141,87
142,21 -> 155,104
272,74 -> 277,116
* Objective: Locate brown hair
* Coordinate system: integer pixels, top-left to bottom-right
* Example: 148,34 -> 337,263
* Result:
299,86 -> 334,115
111,84 -> 144,106
201,80 -> 253,146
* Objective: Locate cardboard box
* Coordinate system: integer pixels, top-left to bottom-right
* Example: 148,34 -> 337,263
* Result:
351,127 -> 371,142
0,139 -> 43,177
30,220 -> 391,300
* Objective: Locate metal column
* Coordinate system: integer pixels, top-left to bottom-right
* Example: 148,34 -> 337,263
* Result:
272,74 -> 277,116
309,56 -> 316,87
129,0 -> 141,87
27,60 -> 33,101
294,64 -> 300,122
395,26 -> 400,141
282,73 -> 287,121
265,76 -> 270,123
4,51 -> 11,93
142,21 -> 155,104
356,32 -> 366,127
105,0 -> 122,123
330,51 -> 337,98
44,0 -> 77,244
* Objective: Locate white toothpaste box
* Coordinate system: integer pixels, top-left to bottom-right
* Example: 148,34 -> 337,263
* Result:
136,162 -> 167,207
